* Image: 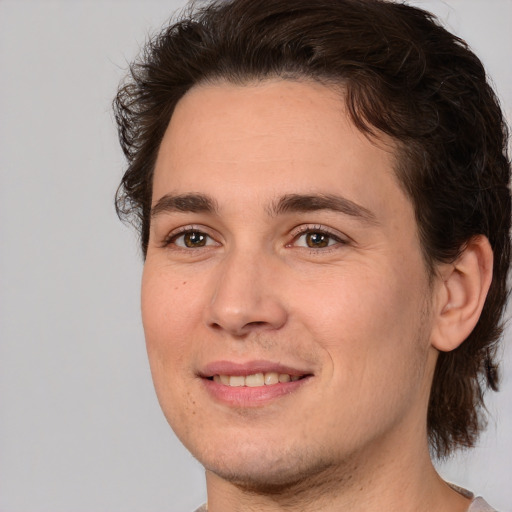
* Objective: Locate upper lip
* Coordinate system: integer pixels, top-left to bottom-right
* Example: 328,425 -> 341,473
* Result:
199,360 -> 313,378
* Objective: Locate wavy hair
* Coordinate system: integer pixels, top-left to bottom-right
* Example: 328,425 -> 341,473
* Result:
114,0 -> 511,457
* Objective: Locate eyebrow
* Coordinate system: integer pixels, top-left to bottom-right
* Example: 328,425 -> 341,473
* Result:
151,191 -> 377,225
151,193 -> 219,218
269,193 -> 378,224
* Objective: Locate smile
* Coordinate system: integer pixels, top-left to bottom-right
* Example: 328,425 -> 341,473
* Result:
200,362 -> 313,406
212,372 -> 302,387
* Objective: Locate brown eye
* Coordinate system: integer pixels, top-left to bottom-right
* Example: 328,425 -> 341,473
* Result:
291,228 -> 345,250
183,231 -> 207,247
305,232 -> 330,248
170,230 -> 217,249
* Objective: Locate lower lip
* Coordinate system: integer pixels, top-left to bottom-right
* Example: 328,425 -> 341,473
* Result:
201,377 -> 311,407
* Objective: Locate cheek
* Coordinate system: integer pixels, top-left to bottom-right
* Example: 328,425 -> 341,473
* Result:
295,265 -> 432,438
140,265 -> 204,427
295,259 -> 431,376
141,265 -> 201,369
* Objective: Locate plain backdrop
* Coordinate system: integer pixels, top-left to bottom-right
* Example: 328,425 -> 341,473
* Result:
0,1 -> 511,511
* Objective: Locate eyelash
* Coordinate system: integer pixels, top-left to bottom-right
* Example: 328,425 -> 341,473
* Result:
161,226 -> 218,249
161,224 -> 348,252
288,225 -> 348,252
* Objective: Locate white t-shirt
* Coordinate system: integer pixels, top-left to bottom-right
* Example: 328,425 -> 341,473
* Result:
467,496 -> 497,511
193,495 -> 498,511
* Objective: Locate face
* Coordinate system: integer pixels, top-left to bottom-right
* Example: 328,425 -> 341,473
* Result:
142,80 -> 439,489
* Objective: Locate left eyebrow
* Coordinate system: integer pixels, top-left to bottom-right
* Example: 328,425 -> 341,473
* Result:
268,193 -> 378,225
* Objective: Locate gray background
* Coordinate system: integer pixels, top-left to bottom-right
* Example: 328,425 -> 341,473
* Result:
0,1 -> 511,511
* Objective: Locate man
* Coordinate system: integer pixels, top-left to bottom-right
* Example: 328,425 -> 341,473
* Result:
114,0 -> 510,510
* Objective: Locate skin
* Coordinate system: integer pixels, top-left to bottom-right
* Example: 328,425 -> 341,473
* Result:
142,80 -> 478,512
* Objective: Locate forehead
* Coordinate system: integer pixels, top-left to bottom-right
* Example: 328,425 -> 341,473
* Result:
153,79 -> 405,220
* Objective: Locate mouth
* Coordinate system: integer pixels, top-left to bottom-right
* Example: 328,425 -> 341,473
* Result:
209,372 -> 304,387
199,361 -> 313,406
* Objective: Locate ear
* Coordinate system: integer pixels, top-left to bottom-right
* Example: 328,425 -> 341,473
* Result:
430,235 -> 493,352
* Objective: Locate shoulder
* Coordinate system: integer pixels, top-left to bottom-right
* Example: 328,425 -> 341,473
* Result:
193,505 -> 207,512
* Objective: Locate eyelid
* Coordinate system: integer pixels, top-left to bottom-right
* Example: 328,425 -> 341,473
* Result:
161,225 -> 220,248
287,224 -> 350,248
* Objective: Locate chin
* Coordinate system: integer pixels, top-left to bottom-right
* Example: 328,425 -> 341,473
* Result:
198,441 -> 341,494
212,465 -> 340,495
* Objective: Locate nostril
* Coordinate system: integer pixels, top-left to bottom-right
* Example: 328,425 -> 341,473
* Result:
247,321 -> 267,327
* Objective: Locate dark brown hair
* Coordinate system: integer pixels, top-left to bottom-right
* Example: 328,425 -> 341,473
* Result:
114,0 -> 511,457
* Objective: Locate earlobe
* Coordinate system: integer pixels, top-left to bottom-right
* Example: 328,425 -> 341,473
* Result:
430,235 -> 493,352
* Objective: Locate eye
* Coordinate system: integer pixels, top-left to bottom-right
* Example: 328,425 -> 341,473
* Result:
166,229 -> 217,249
291,228 -> 345,249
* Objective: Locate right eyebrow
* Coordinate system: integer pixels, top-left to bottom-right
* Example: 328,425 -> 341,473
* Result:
150,193 -> 219,218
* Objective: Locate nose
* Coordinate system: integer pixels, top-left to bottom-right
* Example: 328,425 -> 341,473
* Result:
205,250 -> 288,337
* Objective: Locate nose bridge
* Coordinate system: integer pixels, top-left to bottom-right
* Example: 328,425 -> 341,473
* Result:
206,243 -> 287,335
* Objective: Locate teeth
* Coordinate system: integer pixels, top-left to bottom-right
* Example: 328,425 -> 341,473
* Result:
264,372 -> 279,385
245,373 -> 264,387
229,375 -> 245,387
213,372 -> 302,387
